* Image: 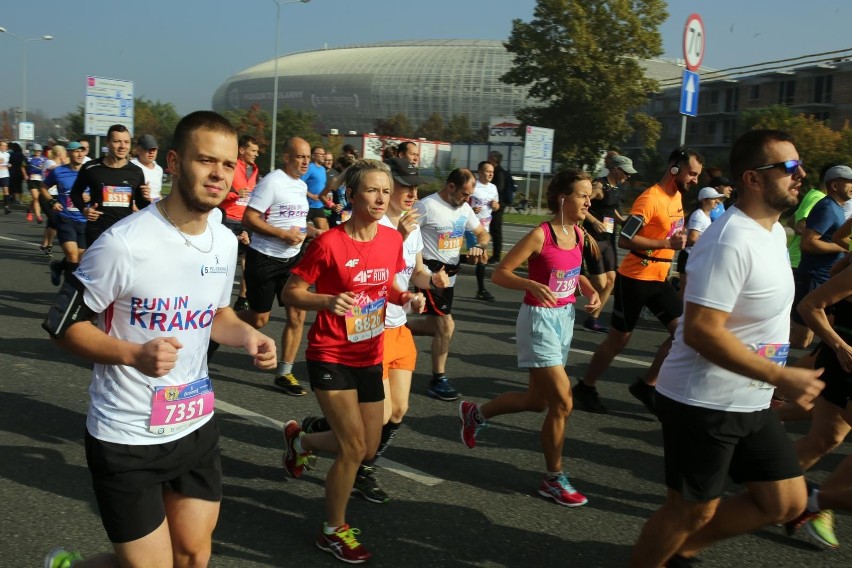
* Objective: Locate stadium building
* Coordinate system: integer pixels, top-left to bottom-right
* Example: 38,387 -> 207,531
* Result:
212,39 -> 686,136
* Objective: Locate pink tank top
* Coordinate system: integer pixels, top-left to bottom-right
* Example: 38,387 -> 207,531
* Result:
524,222 -> 583,308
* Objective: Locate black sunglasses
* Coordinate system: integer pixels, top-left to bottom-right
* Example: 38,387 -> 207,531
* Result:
752,159 -> 803,176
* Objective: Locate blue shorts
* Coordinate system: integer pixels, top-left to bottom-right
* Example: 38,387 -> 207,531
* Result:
516,303 -> 575,368
56,216 -> 87,248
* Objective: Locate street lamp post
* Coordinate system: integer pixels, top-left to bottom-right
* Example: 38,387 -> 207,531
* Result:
269,0 -> 311,173
0,27 -> 53,126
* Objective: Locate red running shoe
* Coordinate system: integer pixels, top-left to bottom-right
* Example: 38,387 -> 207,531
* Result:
316,524 -> 372,564
538,474 -> 588,507
281,420 -> 313,479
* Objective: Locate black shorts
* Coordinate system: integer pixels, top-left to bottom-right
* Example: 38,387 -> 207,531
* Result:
610,273 -> 682,333
791,270 -> 826,326
0,177 -> 8,188
815,341 -> 852,409
85,419 -> 222,544
307,360 -> 384,403
417,285 -> 455,316
584,237 -> 617,276
28,179 -> 42,192
307,207 -> 327,223
223,219 -> 249,255
244,247 -> 302,313
676,250 -> 689,274
85,224 -> 107,249
56,216 -> 87,248
657,394 -> 802,501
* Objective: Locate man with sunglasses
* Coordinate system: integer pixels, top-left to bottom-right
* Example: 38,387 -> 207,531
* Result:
630,130 -> 824,568
791,165 -> 852,348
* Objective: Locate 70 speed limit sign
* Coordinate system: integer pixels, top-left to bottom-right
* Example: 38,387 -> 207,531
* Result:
683,13 -> 705,71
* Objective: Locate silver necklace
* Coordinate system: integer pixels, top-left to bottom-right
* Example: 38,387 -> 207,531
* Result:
157,201 -> 214,253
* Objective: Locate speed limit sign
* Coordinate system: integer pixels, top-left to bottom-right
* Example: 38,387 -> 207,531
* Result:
683,13 -> 705,71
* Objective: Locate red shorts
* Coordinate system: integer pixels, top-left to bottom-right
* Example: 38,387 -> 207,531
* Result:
382,325 -> 417,379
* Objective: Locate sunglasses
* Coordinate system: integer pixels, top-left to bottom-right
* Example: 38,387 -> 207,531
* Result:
752,159 -> 803,176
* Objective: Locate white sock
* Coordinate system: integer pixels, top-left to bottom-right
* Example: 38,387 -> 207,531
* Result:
277,361 -> 293,376
294,432 -> 306,454
323,522 -> 340,535
546,470 -> 562,480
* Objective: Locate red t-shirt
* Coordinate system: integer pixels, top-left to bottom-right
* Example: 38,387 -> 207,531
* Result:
292,224 -> 405,367
221,159 -> 259,222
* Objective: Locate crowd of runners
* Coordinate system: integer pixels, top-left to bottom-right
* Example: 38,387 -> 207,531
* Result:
7,111 -> 849,567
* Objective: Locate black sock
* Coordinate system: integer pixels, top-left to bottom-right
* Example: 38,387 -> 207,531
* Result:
376,420 -> 401,457
475,263 -> 485,290
432,372 -> 445,382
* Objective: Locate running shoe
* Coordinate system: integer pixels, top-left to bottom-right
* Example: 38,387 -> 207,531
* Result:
459,400 -> 487,449
476,289 -> 496,302
805,510 -> 839,549
316,524 -> 372,564
49,261 -> 62,286
44,548 -> 83,568
4,205 -> 10,215
281,420 -> 314,479
628,378 -> 657,416
572,380 -> 607,413
274,373 -> 307,396
582,317 -> 609,334
784,480 -> 820,535
40,245 -> 52,257
26,211 -> 33,222
352,465 -> 390,504
301,415 -> 331,434
233,297 -> 249,311
538,473 -> 588,507
427,377 -> 459,401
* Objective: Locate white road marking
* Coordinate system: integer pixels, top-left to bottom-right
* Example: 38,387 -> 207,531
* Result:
215,399 -> 444,486
572,348 -> 652,368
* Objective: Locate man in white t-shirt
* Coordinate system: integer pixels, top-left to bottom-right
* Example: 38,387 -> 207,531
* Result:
43,111 -> 277,568
466,160 -> 500,301
0,140 -> 10,214
131,134 -> 164,202
237,136 -> 323,396
630,129 -> 825,568
407,168 -> 489,401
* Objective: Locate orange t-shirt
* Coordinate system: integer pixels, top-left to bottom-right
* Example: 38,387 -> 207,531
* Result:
618,183 -> 684,282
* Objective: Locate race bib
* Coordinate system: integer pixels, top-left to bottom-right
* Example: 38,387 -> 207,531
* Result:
438,231 -> 463,252
345,298 -> 386,342
149,377 -> 214,435
548,266 -> 580,299
102,185 -> 131,207
749,342 -> 789,389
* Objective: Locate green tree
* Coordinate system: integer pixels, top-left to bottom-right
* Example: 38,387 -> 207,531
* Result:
502,0 -> 667,169
444,114 -> 474,142
374,113 -> 415,138
223,104 -> 272,152
415,112 -> 445,141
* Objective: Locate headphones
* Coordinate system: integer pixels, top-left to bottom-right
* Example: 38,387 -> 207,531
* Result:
668,147 -> 691,176
670,165 -> 679,176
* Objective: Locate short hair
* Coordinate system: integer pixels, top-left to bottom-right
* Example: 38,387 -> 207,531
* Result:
342,144 -> 357,155
446,168 -> 475,189
171,111 -> 236,155
488,150 -> 503,164
311,146 -> 325,154
336,154 -> 357,171
546,169 -> 591,213
344,159 -> 391,195
397,141 -> 417,156
729,129 -> 794,185
282,136 -> 308,157
668,146 -> 704,170
382,145 -> 397,161
106,124 -> 129,141
238,134 -> 258,149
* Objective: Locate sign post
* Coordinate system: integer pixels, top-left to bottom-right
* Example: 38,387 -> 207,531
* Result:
84,76 -> 134,137
679,14 -> 706,145
522,125 -> 554,212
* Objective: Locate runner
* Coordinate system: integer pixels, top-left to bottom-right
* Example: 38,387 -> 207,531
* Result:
44,142 -> 88,286
458,169 -> 600,507
279,159 -> 413,564
43,110 -> 277,568
467,160 -> 500,301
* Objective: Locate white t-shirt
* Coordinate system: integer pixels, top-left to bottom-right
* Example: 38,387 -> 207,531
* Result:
657,206 -> 794,412
76,204 -> 237,444
843,198 -> 852,221
131,158 -> 164,201
247,169 -> 308,259
0,150 -> 9,179
413,192 -> 479,285
684,208 -> 712,254
471,181 -> 499,232
379,215 -> 423,328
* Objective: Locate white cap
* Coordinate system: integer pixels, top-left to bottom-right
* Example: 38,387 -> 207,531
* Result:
697,187 -> 725,201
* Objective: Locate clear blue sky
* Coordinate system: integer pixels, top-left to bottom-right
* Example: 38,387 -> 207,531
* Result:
0,0 -> 848,121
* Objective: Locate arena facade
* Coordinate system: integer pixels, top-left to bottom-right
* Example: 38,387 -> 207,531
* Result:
212,39 -> 686,135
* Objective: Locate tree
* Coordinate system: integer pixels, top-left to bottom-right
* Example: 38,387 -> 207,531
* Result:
502,0 -> 667,169
223,104 -> 271,152
374,113 -> 415,138
444,114 -> 474,142
415,112 -> 445,141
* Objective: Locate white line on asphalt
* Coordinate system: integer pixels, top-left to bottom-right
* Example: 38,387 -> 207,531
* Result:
572,348 -> 652,368
0,235 -> 39,247
215,399 -> 444,486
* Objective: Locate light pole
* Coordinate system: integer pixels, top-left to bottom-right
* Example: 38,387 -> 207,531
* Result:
0,27 -> 53,125
269,0 -> 311,173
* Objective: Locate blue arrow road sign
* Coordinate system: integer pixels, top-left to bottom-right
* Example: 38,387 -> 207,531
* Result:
680,70 -> 700,117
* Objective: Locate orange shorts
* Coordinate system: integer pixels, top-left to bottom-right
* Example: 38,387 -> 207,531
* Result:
382,325 -> 417,379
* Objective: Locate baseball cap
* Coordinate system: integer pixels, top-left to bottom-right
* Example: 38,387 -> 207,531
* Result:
709,175 -> 733,187
387,157 -> 427,186
137,134 -> 158,150
66,141 -> 83,151
823,165 -> 852,183
31,143 -> 43,151
610,155 -> 637,174
697,187 -> 725,201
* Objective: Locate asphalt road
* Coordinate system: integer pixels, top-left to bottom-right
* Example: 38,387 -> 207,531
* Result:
2,210 -> 851,567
